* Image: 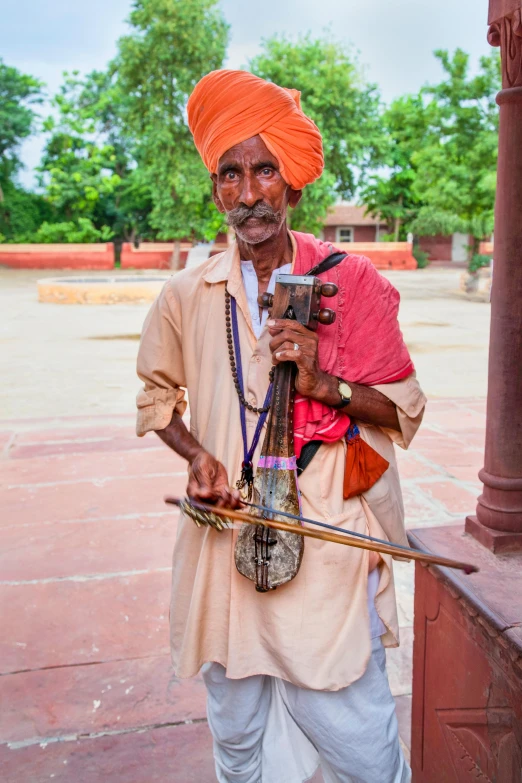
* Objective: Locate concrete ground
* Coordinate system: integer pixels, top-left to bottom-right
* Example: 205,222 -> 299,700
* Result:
0,266 -> 490,781
0,266 -> 490,419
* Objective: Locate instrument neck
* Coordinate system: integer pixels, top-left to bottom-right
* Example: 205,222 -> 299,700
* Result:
260,362 -> 296,460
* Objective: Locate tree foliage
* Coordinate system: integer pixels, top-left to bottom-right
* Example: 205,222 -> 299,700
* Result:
114,0 -> 229,261
248,34 -> 386,234
361,94 -> 429,239
0,60 -> 43,186
410,49 -> 500,249
37,73 -> 122,236
0,60 -> 45,238
364,49 -> 500,247
0,180 -> 56,241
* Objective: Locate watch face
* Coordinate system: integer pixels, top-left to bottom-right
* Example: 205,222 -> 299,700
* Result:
339,382 -> 352,399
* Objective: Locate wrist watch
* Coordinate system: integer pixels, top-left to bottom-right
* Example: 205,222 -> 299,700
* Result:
332,377 -> 353,409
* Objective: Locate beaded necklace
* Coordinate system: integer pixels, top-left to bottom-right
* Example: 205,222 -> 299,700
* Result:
225,288 -> 274,495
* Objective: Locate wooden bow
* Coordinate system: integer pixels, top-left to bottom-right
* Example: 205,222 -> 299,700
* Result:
164,496 -> 478,575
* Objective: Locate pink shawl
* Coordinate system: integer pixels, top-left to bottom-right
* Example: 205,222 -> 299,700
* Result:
291,231 -> 414,456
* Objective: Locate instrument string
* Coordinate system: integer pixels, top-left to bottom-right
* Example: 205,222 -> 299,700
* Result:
242,500 -> 415,554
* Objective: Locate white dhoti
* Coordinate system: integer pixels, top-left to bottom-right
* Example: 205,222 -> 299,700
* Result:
203,635 -> 411,783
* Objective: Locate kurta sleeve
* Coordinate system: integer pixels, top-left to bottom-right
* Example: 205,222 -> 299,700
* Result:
136,281 -> 187,436
371,373 -> 427,450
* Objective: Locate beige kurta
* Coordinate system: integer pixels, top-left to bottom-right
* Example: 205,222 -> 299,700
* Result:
136,239 -> 426,692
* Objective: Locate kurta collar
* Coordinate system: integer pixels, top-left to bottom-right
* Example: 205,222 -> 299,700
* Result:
202,231 -> 298,286
201,231 -> 298,345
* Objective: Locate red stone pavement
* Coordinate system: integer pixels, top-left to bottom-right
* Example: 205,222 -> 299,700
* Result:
0,398 -> 485,782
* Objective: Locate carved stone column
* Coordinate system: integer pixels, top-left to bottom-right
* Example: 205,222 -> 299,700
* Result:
466,0 -> 522,552
408,5 -> 522,779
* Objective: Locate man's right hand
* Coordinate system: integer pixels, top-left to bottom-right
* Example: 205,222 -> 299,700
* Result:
187,450 -> 242,509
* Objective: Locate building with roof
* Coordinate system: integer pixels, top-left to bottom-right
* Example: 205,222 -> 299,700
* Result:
321,203 -> 387,244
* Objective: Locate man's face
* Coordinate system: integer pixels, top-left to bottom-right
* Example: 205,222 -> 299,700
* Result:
212,135 -> 302,245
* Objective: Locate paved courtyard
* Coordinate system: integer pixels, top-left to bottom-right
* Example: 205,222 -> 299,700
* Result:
0,266 -> 490,781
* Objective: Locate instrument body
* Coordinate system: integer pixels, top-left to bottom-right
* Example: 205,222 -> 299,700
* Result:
234,273 -> 336,592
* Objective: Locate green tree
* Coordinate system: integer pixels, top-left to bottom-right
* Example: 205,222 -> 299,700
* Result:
0,60 -> 45,239
0,60 -> 43,195
410,49 -> 500,254
0,180 -> 56,242
361,95 -> 430,240
71,67 -> 154,242
248,34 -> 386,234
115,0 -> 229,266
38,72 -> 121,237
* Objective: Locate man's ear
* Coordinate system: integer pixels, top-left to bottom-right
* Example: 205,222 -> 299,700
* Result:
288,188 -> 303,209
211,175 -> 226,214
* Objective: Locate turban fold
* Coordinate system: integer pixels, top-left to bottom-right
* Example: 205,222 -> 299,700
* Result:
187,69 -> 324,190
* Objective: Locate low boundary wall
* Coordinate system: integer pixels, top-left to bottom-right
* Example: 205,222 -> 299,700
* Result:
335,242 -> 417,270
0,240 -> 417,271
120,242 -> 191,270
120,241 -> 228,269
0,243 -> 114,270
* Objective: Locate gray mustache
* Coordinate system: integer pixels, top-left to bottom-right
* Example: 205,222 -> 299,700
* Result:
226,202 -> 283,228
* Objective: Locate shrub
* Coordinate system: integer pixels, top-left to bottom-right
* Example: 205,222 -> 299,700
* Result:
468,253 -> 491,273
30,218 -> 113,244
413,246 -> 430,269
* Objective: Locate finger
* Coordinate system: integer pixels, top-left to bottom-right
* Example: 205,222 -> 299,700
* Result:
187,479 -> 221,504
269,330 -> 315,353
267,319 -> 310,335
215,485 -> 241,509
273,341 -> 301,357
272,348 -> 302,365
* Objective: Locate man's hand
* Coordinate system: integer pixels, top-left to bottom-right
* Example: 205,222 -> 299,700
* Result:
268,318 -> 329,399
267,318 -> 401,431
187,450 -> 241,509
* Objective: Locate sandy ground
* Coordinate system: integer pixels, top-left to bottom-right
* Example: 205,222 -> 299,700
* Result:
0,266 -> 490,422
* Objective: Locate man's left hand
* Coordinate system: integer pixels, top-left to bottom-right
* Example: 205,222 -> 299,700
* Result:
268,318 -> 328,400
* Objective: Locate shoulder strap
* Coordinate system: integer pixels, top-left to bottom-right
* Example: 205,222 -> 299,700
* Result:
305,251 -> 348,277
296,440 -> 323,476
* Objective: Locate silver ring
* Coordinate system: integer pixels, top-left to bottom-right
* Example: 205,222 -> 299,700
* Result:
293,342 -> 299,351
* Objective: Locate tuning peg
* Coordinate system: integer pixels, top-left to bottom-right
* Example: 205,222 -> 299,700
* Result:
321,283 -> 338,298
258,292 -> 274,308
315,308 -> 336,325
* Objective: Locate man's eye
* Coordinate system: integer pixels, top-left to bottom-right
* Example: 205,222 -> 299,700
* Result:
261,168 -> 273,176
225,171 -> 237,180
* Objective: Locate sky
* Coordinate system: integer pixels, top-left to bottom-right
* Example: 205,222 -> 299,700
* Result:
1,0 -> 492,188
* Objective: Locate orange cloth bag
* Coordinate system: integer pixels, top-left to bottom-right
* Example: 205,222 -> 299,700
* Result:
343,425 -> 390,500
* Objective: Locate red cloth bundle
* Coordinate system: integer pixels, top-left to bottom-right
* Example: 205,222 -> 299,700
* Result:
291,231 -> 414,458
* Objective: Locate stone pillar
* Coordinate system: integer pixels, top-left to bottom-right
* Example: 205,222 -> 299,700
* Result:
466,0 -> 522,552
409,6 -> 522,779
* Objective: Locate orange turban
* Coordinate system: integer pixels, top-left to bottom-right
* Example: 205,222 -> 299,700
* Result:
187,70 -> 324,190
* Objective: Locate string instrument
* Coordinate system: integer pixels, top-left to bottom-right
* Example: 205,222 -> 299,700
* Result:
164,496 -> 479,575
233,272 -> 338,592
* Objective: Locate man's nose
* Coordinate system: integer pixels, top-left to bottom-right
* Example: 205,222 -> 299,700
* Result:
239,173 -> 261,208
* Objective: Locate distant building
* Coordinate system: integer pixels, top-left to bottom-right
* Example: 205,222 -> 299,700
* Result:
418,233 -> 472,263
321,203 -> 387,244
322,203 -> 487,264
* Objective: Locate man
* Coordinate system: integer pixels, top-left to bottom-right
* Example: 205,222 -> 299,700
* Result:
136,69 -> 425,783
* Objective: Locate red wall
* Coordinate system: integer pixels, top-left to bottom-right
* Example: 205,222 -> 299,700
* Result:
0,244 -> 114,270
323,225 -> 380,243
120,243 -> 189,270
418,235 -> 452,262
354,226 -> 378,242
334,242 -> 417,270
323,226 -> 337,243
